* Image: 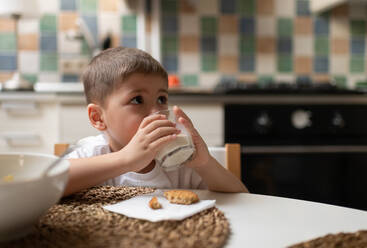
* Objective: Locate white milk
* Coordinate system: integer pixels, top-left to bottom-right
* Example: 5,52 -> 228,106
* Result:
155,133 -> 195,171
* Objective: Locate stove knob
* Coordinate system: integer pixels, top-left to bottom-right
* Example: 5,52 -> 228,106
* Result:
332,112 -> 345,128
291,110 -> 312,129
254,112 -> 272,133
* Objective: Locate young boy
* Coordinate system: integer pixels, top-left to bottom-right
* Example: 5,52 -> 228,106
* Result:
63,47 -> 248,196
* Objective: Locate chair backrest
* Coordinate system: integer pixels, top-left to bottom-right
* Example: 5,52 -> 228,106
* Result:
208,144 -> 241,180
54,143 -> 242,179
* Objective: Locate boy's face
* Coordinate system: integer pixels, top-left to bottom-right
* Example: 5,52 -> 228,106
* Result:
99,73 -> 169,152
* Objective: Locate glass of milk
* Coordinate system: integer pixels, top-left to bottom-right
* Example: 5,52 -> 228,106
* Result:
153,109 -> 195,171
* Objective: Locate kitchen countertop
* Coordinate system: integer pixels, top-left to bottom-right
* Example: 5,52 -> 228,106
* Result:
2,88 -> 367,105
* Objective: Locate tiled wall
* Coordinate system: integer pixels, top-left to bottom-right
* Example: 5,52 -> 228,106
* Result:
0,0 -> 366,89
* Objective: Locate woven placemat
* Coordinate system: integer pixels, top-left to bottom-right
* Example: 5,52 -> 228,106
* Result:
3,186 -> 230,248
288,230 -> 367,248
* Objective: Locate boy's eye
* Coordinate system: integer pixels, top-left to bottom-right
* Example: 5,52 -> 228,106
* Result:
158,96 -> 168,104
131,96 -> 143,104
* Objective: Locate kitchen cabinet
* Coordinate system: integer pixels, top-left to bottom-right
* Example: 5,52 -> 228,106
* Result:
0,92 -> 224,154
0,99 -> 59,154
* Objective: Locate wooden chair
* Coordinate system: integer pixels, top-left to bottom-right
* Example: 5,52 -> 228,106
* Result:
54,143 -> 242,179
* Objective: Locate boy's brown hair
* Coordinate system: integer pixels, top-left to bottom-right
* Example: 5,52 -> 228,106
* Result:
82,46 -> 168,106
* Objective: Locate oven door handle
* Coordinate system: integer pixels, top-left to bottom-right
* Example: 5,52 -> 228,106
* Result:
242,145 -> 367,154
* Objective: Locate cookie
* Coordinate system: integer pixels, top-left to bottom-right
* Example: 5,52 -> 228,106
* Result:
164,190 -> 199,205
149,196 -> 162,209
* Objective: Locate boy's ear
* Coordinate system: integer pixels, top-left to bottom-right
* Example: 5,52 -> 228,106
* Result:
87,103 -> 106,131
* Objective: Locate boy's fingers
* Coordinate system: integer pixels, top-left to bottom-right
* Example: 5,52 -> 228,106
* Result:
146,126 -> 180,143
173,106 -> 194,127
144,119 -> 176,134
139,114 -> 166,129
150,134 -> 177,152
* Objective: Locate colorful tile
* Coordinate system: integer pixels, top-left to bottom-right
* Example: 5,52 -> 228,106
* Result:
331,38 -> 348,54
294,36 -> 313,56
121,35 -> 137,48
277,55 -> 292,72
40,34 -> 58,52
239,55 -> 255,72
61,0 -> 77,11
239,17 -> 255,35
162,35 -> 178,54
201,17 -> 217,36
18,33 -> 38,51
330,18 -> 349,37
314,36 -> 329,56
18,19 -> 39,34
330,55 -> 348,74
219,16 -> 238,34
180,0 -> 196,13
162,16 -> 178,34
219,55 -> 238,73
296,0 -> 310,16
237,0 -> 255,16
256,16 -> 275,36
79,0 -> 97,13
295,56 -> 312,74
314,56 -> 329,73
181,74 -> 198,87
256,37 -> 275,54
40,15 -> 57,33
314,16 -> 329,36
239,36 -> 256,55
277,38 -> 292,54
220,0 -> 236,14
179,35 -> 199,52
40,53 -> 58,71
201,53 -> 217,71
19,51 -> 39,73
0,72 -> 13,83
350,55 -> 365,73
256,55 -> 275,74
0,19 -> 15,32
256,0 -> 274,15
197,0 -> 218,15
295,17 -> 312,35
162,0 -> 178,14
277,18 -> 293,37
162,55 -> 178,72
179,53 -> 199,73
59,13 -> 78,31
350,20 -> 366,37
180,15 -> 199,35
201,36 -> 217,53
0,33 -> 16,51
350,37 -> 365,55
0,54 -> 16,70
62,74 -> 79,82
122,15 -> 137,34
275,0 -> 294,17
99,0 -> 118,12
219,35 -> 238,56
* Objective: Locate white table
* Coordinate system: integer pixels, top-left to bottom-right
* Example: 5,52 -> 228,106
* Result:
195,190 -> 367,248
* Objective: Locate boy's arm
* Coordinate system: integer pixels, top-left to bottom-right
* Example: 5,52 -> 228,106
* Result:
194,156 -> 249,193
63,152 -> 132,196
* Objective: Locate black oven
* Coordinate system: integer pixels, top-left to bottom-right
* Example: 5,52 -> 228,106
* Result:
225,97 -> 367,211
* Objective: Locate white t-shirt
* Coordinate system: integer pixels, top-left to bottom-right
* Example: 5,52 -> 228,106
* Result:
66,134 -> 207,189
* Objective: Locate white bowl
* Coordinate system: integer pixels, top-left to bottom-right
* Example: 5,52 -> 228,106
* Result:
0,152 -> 69,242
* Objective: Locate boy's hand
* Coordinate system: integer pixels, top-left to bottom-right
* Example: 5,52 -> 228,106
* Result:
119,114 -> 180,172
173,106 -> 211,169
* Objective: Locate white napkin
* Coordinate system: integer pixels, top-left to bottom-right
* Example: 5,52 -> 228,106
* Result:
103,190 -> 216,222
